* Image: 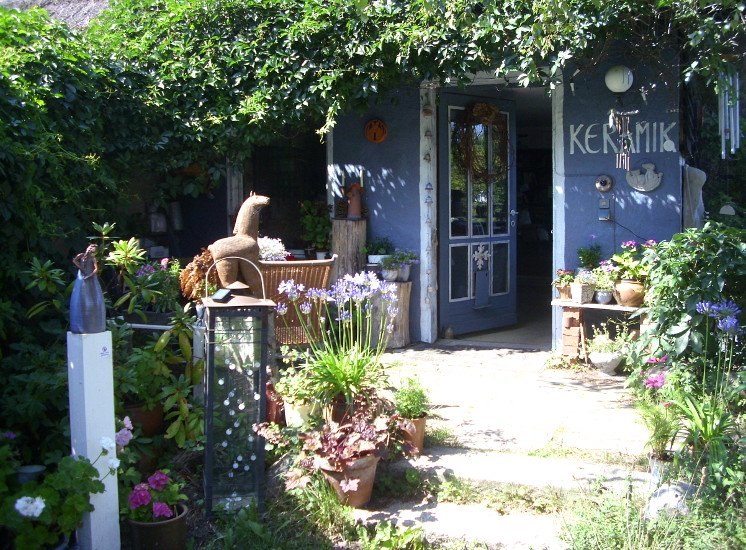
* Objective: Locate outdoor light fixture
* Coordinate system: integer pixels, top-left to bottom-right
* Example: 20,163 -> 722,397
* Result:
201,261 -> 275,515
605,65 -> 634,94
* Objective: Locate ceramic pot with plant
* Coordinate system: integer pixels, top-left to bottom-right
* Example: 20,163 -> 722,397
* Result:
610,240 -> 655,307
125,471 -> 189,550
295,406 -> 390,508
379,254 -> 400,282
394,377 -> 429,455
551,269 -> 574,300
592,261 -> 616,305
275,363 -> 320,428
570,270 -> 596,304
362,236 -> 394,265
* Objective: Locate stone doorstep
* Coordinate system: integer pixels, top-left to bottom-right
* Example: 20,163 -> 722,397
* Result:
355,502 -> 568,550
385,446 -> 652,494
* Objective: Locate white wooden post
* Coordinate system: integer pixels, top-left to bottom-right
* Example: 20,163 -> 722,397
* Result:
67,332 -> 121,549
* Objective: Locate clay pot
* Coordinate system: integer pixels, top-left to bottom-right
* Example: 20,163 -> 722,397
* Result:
321,455 -> 380,508
265,382 -> 285,425
402,417 -> 426,455
128,503 -> 188,550
613,280 -> 645,307
556,284 -> 571,300
124,402 -> 165,437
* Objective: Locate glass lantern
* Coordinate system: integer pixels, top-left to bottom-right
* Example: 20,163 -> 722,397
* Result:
202,294 -> 274,514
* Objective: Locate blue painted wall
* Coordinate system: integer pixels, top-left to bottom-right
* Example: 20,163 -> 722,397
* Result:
560,50 -> 682,268
333,88 -> 423,341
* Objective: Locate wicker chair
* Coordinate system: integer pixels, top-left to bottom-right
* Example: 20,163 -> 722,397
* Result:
259,255 -> 337,345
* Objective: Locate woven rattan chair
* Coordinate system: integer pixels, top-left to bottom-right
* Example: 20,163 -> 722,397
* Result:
259,255 -> 337,345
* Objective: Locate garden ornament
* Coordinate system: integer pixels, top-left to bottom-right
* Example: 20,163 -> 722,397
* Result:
70,244 -> 106,333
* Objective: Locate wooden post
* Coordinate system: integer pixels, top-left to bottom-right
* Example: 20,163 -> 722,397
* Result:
67,331 -> 120,550
371,282 -> 411,349
331,219 -> 366,280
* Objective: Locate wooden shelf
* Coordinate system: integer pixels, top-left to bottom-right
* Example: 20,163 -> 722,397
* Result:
550,299 -> 639,313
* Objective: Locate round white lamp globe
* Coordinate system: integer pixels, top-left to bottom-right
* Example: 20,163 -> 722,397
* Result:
605,65 -> 634,93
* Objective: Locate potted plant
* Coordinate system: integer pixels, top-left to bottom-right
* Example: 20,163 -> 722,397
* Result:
294,407 -> 390,508
636,399 -> 679,485
299,200 -> 332,259
381,249 -> 418,282
577,241 -> 602,271
275,362 -> 321,428
592,261 -> 616,304
123,470 -> 189,550
0,438 -> 120,549
379,254 -> 401,282
570,270 -> 596,304
585,321 -> 631,374
551,269 -> 575,300
362,236 -> 394,265
610,239 -> 655,307
394,377 -> 429,455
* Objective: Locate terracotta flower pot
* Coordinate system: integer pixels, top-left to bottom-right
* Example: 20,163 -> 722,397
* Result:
124,402 -> 165,437
613,279 -> 645,307
556,284 -> 571,300
321,455 -> 380,508
128,503 -> 188,550
402,417 -> 426,455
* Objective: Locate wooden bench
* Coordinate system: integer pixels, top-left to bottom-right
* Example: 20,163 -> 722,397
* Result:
259,255 -> 337,345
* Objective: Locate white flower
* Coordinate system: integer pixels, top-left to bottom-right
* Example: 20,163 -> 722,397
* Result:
107,457 -> 121,471
100,436 -> 116,455
15,496 -> 45,518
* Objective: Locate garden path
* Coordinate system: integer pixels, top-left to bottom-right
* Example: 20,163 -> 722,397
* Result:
356,342 -> 652,549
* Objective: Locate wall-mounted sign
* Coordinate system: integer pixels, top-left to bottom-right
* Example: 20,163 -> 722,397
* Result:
569,121 -> 677,155
364,119 -> 388,143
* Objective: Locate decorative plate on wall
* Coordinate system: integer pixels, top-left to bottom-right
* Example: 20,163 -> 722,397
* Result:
364,119 -> 388,143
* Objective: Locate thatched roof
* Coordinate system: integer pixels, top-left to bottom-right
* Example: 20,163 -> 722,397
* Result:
1,0 -> 109,28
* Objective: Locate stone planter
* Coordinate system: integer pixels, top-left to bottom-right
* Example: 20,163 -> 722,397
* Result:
381,269 -> 398,282
588,351 -> 623,375
570,282 -> 595,304
283,401 -> 321,428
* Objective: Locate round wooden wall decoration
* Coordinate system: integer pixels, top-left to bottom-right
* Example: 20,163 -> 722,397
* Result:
364,119 -> 388,143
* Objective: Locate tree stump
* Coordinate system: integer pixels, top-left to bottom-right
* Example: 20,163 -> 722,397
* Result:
371,281 -> 411,349
331,219 -> 366,280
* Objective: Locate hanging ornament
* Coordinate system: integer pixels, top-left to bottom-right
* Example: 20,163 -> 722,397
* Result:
609,107 -> 638,171
718,68 -> 741,159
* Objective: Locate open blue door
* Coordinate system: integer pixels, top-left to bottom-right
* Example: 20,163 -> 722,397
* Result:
438,94 -> 517,336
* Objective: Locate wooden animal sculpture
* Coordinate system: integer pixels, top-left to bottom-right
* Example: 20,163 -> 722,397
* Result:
208,193 -> 270,293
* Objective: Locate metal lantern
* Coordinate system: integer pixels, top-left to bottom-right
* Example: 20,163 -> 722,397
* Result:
202,293 -> 274,514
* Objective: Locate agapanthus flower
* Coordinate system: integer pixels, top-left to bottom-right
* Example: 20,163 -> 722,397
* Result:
123,416 -> 133,430
306,288 -> 327,301
717,315 -> 741,335
278,280 -> 304,301
1,431 -> 16,439
712,300 -> 741,318
148,471 -> 170,491
336,310 -> 352,322
387,305 -> 399,317
696,301 -> 715,316
152,502 -> 174,519
128,484 -> 152,509
644,371 -> 667,390
276,303 -> 288,316
299,302 -> 312,315
15,496 -> 45,518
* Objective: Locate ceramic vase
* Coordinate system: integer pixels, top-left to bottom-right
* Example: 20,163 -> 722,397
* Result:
594,289 -> 614,304
613,279 -> 645,307
588,351 -> 623,375
396,264 -> 411,282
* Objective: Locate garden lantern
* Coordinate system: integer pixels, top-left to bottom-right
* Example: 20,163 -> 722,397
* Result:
202,292 -> 274,514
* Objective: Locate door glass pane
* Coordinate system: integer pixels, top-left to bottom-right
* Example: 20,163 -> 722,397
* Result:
450,245 -> 469,300
491,242 -> 509,294
471,123 -> 489,236
449,108 -> 468,237
491,113 -> 509,235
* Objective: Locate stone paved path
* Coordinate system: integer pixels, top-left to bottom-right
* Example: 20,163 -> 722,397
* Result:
355,342 -> 652,549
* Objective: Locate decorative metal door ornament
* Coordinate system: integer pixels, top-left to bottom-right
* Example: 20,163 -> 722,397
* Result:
472,244 -> 491,270
626,163 -> 662,192
609,108 -> 638,171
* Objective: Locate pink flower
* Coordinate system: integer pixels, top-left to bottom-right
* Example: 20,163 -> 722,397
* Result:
148,471 -> 170,491
160,258 -> 169,270
128,484 -> 151,509
115,427 -> 133,447
123,416 -> 133,430
646,355 -> 668,364
644,372 -> 667,390
152,502 -> 174,519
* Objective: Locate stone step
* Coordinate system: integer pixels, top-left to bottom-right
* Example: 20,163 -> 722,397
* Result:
390,446 -> 652,493
356,501 -> 567,549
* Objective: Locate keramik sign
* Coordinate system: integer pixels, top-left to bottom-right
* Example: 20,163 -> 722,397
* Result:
569,121 -> 678,155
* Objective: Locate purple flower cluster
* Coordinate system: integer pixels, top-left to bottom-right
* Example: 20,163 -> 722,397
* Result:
278,279 -> 305,301
135,264 -> 156,278
621,240 -> 639,249
1,431 -> 16,440
696,300 -> 742,335
127,470 -> 177,520
115,416 -> 133,447
644,371 -> 667,390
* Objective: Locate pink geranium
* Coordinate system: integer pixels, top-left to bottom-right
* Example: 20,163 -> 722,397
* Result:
152,502 -> 174,519
128,483 -> 152,509
148,471 -> 170,491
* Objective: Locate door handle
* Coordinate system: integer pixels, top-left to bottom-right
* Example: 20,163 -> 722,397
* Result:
510,210 -> 519,217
